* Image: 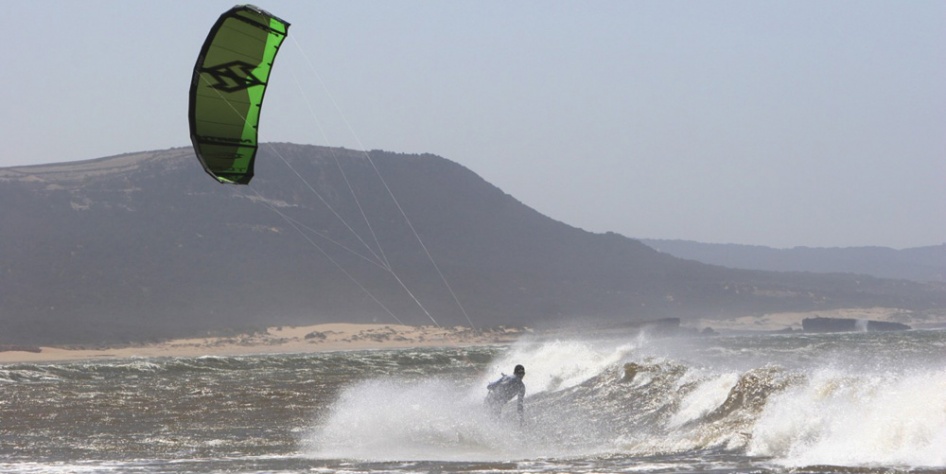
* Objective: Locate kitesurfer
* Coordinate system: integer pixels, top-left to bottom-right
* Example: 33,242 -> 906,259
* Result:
485,364 -> 525,424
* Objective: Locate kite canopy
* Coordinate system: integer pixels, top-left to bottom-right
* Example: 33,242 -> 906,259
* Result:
189,5 -> 289,184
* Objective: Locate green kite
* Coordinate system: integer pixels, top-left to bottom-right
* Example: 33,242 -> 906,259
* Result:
189,5 -> 290,184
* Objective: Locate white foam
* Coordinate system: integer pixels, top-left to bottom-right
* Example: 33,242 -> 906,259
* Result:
668,371 -> 739,428
302,378 -> 527,461
302,337 -> 644,462
748,367 -> 946,468
481,338 -> 638,395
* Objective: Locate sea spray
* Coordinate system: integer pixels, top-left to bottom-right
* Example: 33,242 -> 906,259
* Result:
302,377 -> 529,461
481,337 -> 640,394
748,367 -> 946,468
302,337 -> 647,461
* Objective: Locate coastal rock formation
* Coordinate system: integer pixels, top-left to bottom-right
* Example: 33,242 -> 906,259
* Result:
802,317 -> 910,333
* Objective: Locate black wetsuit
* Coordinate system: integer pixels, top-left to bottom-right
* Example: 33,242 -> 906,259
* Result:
485,374 -> 525,421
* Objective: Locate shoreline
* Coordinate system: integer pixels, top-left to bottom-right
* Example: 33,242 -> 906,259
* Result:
2,307 -> 941,365
0,323 -> 525,365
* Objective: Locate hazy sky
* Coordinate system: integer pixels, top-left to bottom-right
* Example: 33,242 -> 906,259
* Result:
2,1 -> 943,249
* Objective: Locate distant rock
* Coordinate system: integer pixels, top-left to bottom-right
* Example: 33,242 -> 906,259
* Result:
801,316 -> 910,333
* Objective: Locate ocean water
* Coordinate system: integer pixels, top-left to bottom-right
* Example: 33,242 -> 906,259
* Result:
1,329 -> 945,473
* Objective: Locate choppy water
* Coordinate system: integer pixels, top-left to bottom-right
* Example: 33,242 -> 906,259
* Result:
1,329 -> 945,473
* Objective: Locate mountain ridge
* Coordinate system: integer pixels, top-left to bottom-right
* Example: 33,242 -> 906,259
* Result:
642,239 -> 946,283
3,144 -> 944,345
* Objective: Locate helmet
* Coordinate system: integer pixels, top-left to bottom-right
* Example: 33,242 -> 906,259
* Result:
514,364 -> 525,375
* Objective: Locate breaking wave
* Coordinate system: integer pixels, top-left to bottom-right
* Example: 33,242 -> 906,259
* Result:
303,331 -> 946,469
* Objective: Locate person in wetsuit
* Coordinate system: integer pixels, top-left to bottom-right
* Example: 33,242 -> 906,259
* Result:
485,364 -> 525,424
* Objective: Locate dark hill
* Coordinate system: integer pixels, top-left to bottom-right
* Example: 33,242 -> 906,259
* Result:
2,144 -> 945,345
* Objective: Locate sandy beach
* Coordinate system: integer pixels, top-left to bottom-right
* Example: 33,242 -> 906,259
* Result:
0,323 -> 525,365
